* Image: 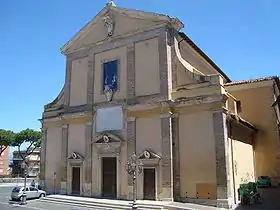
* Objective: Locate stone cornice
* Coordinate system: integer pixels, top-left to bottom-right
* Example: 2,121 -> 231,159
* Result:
61,4 -> 183,54
64,24 -> 166,55
42,111 -> 91,123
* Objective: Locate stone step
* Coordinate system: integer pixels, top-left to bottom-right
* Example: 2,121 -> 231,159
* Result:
40,195 -> 170,210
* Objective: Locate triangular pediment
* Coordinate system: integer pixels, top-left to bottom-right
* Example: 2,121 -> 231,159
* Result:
68,152 -> 84,160
61,3 -> 183,54
93,132 -> 122,144
138,150 -> 161,160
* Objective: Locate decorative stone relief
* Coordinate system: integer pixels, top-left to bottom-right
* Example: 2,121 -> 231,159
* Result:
138,150 -> 161,166
103,15 -> 114,37
93,132 -> 122,156
104,86 -> 114,101
68,152 -> 84,166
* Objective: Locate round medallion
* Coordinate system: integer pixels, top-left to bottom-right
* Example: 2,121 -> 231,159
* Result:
143,151 -> 150,159
72,152 -> 77,159
103,135 -> 110,143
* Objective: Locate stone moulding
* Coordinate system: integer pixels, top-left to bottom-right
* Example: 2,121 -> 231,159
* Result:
67,152 -> 84,166
61,2 -> 183,55
92,132 -> 123,155
44,86 -> 65,110
126,93 -> 225,109
138,149 -> 161,166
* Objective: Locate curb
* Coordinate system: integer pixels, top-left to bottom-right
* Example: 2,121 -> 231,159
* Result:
40,196 -> 172,210
40,197 -> 132,210
39,196 -> 203,210
0,183 -> 26,187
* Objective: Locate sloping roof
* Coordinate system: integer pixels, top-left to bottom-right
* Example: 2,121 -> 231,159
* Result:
227,113 -> 258,132
224,76 -> 279,86
178,32 -> 231,83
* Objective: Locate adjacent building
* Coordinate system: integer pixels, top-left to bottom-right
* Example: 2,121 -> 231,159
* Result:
40,2 -> 280,208
13,149 -> 41,177
0,146 -> 9,176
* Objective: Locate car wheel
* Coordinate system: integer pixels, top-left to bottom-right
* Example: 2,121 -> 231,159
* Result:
19,196 -> 23,201
39,193 -> 45,198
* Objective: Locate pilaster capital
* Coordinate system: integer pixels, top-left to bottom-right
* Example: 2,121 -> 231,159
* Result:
62,124 -> 68,129
160,112 -> 179,119
42,128 -> 48,132
86,121 -> 92,126
127,117 -> 136,122
171,113 -> 179,118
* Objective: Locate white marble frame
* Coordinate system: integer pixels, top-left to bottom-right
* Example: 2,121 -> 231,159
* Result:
67,161 -> 84,195
96,153 -> 121,198
137,166 -> 159,200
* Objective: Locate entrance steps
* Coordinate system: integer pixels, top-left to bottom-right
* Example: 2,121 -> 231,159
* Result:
40,195 -> 224,210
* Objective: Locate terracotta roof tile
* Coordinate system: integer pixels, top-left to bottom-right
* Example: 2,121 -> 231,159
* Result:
224,76 -> 279,86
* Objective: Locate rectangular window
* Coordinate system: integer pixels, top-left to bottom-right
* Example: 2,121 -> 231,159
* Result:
103,60 -> 118,92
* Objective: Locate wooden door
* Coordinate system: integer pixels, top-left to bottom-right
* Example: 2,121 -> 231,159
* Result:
143,168 -> 156,200
72,167 -> 80,195
102,157 -> 117,198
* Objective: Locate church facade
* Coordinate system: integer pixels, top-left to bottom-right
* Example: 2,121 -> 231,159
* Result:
40,2 -> 280,208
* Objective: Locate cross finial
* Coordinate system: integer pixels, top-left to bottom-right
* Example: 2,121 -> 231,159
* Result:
107,0 -> 116,7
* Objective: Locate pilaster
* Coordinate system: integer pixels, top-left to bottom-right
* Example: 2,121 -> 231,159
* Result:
126,116 -> 136,200
64,58 -> 72,106
160,113 -> 173,201
87,53 -> 95,106
40,128 -> 47,188
127,43 -> 135,99
171,114 -> 180,197
84,122 -> 93,196
158,32 -> 169,99
60,124 -> 68,194
167,28 -> 178,89
213,110 -> 232,208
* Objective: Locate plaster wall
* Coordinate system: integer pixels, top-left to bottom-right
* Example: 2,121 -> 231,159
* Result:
45,126 -> 62,192
179,111 -> 217,199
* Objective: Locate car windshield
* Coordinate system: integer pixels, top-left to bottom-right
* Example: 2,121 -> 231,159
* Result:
12,186 -> 22,192
260,176 -> 269,179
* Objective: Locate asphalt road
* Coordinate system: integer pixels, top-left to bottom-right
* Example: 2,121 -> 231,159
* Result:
1,185 -> 279,210
0,186 -> 98,210
235,187 -> 280,210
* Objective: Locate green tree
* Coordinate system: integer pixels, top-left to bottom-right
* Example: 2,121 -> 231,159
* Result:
12,129 -> 42,164
0,129 -> 15,156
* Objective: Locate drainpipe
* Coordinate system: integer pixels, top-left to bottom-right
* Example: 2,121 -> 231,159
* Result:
229,120 -> 237,204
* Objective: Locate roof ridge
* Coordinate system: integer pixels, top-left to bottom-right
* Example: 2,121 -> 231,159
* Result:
225,76 -> 279,86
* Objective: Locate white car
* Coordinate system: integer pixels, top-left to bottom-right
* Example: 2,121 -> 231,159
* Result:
11,186 -> 46,201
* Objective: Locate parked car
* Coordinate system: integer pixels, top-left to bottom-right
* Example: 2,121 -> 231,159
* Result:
257,176 -> 272,188
11,186 -> 46,201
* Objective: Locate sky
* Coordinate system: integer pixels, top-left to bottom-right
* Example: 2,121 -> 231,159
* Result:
0,0 -> 279,155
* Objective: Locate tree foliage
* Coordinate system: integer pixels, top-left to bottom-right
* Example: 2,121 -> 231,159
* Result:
12,129 -> 42,164
0,129 -> 15,156
0,128 -> 41,166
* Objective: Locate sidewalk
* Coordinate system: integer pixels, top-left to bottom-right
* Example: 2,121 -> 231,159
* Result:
0,182 -> 30,187
40,194 -> 226,210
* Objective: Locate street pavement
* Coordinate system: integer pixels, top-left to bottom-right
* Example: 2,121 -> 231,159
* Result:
234,187 -> 280,210
0,186 -> 98,210
1,184 -> 279,210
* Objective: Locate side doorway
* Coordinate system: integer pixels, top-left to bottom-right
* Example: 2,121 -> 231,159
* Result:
143,168 -> 156,200
72,167 -> 81,195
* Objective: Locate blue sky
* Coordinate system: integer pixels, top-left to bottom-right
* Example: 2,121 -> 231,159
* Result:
0,0 -> 279,154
